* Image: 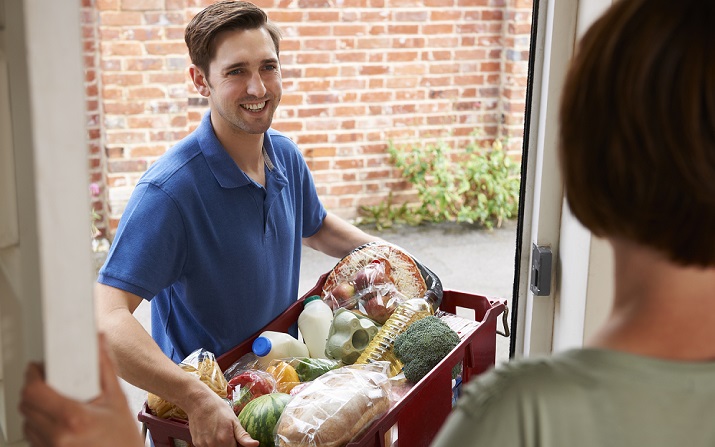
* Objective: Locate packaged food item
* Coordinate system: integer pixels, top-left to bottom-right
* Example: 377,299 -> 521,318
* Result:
266,360 -> 301,394
252,331 -> 309,368
293,357 -> 340,382
226,369 -> 277,415
297,295 -> 333,359
275,363 -> 393,447
147,348 -> 227,420
325,308 -> 380,364
354,297 -> 436,377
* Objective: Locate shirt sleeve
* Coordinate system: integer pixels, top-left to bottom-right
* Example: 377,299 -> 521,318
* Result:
97,182 -> 187,300
297,154 -> 327,238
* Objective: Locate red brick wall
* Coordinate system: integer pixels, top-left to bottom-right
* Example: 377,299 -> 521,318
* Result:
86,0 -> 533,236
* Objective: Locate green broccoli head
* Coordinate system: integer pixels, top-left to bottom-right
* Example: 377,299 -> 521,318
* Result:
393,315 -> 461,383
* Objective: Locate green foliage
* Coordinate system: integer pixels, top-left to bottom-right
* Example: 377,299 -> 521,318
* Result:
361,134 -> 520,229
357,192 -> 424,231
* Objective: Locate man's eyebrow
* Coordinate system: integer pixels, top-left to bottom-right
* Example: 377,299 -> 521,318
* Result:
222,58 -> 279,71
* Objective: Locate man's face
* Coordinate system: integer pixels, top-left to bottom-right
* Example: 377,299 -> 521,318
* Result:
199,27 -> 282,136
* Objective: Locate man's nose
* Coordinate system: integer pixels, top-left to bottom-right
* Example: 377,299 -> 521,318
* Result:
246,72 -> 267,97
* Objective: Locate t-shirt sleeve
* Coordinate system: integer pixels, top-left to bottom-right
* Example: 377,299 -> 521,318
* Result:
97,182 -> 187,300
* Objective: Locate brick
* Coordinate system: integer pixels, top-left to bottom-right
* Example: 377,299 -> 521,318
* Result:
127,115 -> 170,128
305,10 -> 339,21
144,12 -> 186,25
99,11 -> 143,26
301,38 -> 338,51
334,24 -> 367,36
125,57 -> 165,71
359,65 -> 389,76
102,41 -> 143,56
357,36 -> 391,49
108,159 -> 148,172
296,53 -> 331,64
306,93 -> 340,105
104,101 -> 146,114
129,145 -> 169,157
302,146 -> 336,157
304,66 -> 339,78
122,0 -> 165,10
102,72 -> 143,85
145,42 -> 187,55
305,119 -> 340,131
128,87 -> 166,99
96,0 -> 120,10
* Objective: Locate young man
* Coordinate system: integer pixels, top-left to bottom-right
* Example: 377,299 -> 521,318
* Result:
92,1 -> 379,446
431,0 -> 715,445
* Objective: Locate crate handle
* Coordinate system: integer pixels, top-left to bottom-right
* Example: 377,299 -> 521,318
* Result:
497,305 -> 510,338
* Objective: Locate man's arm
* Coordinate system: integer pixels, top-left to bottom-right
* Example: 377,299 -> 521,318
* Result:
94,283 -> 258,447
303,212 -> 383,258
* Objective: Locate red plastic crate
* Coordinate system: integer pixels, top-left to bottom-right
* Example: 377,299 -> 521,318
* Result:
139,274 -> 507,447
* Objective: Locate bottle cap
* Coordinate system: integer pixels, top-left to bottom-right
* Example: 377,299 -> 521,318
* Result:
252,336 -> 272,357
303,295 -> 322,307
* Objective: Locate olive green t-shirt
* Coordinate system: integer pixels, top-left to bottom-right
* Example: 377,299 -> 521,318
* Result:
431,348 -> 715,447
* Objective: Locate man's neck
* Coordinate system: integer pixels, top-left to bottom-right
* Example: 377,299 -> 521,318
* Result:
210,112 -> 267,184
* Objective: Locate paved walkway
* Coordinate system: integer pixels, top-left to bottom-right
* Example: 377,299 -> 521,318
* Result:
127,220 -> 518,438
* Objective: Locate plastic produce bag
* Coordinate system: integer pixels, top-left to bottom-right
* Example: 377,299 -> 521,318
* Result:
321,243 -> 443,323
147,348 -> 228,420
226,368 -> 277,415
275,363 -> 394,447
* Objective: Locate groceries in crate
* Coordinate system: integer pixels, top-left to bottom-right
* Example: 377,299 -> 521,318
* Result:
297,295 -> 334,358
355,296 -> 436,377
393,315 -> 461,383
266,360 -> 301,393
325,308 -> 380,364
238,392 -> 293,447
275,363 -> 394,447
227,369 -> 277,414
146,348 -> 227,420
253,330 -> 310,368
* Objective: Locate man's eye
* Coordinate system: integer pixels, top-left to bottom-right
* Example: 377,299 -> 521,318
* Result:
264,64 -> 278,71
227,69 -> 242,76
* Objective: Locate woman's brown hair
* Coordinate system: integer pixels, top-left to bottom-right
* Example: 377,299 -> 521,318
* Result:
559,0 -> 715,266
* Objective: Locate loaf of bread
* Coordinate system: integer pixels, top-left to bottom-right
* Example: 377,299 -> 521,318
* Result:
323,243 -> 427,301
275,365 -> 392,447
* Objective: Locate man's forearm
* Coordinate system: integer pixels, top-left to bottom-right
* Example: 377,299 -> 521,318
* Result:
94,285 -> 215,412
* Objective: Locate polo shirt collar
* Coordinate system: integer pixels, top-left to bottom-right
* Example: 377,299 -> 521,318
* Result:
197,111 -> 281,189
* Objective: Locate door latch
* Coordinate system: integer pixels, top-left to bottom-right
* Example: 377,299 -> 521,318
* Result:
530,244 -> 552,296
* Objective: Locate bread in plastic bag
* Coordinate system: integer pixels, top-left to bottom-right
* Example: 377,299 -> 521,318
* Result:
147,348 -> 227,420
322,243 -> 443,320
275,362 -> 394,447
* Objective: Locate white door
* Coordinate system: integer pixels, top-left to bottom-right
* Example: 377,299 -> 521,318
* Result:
514,0 -> 616,358
0,0 -> 98,443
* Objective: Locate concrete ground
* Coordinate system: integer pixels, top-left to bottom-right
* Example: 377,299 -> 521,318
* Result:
126,220 -> 518,440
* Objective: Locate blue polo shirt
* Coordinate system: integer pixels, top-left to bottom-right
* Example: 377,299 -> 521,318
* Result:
98,112 -> 326,362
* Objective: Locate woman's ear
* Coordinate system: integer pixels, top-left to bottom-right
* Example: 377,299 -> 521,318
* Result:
189,64 -> 210,97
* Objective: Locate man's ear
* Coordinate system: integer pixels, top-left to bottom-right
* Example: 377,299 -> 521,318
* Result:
189,64 -> 211,97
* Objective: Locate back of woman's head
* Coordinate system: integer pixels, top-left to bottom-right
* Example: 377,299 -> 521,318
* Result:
559,0 -> 715,266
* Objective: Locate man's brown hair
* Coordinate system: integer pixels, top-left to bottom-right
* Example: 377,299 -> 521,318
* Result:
559,0 -> 715,266
184,0 -> 282,76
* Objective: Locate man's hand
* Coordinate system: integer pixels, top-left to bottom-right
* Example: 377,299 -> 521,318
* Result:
184,390 -> 259,447
19,334 -> 144,447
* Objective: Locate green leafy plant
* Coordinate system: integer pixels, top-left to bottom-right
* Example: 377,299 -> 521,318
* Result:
357,192 -> 423,231
362,133 -> 520,229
